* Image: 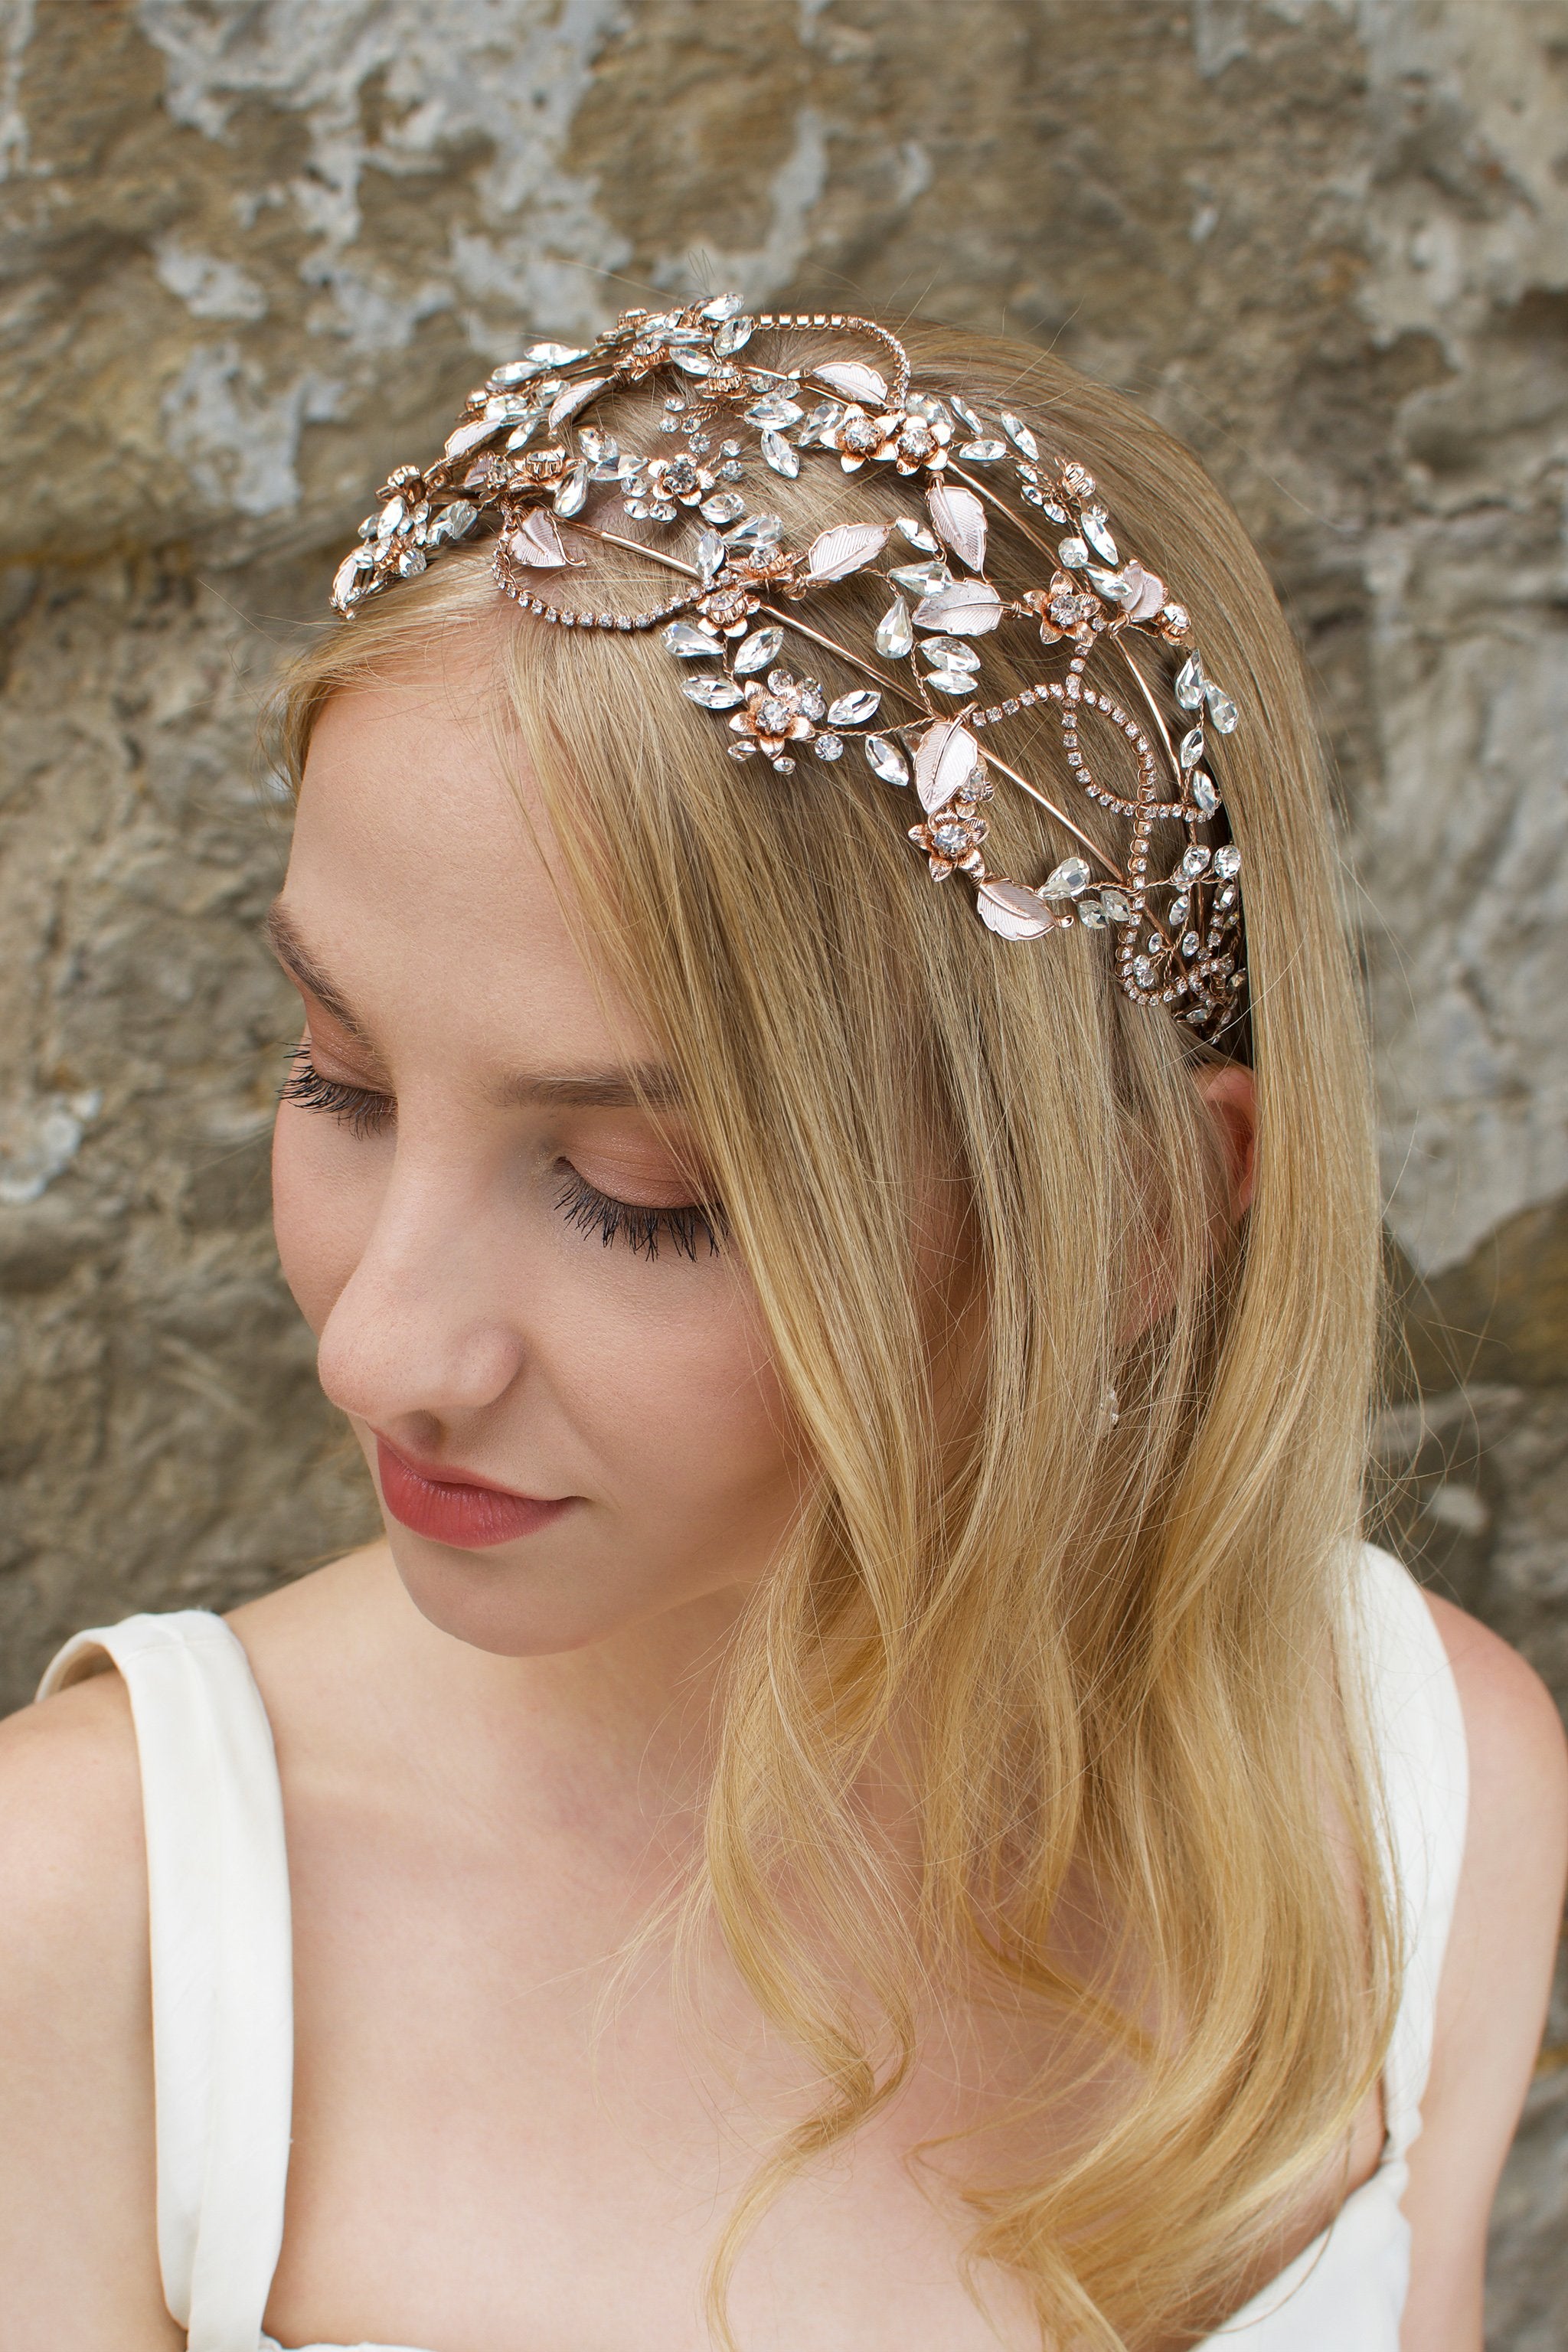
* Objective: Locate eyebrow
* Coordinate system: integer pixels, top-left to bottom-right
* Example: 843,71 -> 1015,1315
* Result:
265,899 -> 685,1112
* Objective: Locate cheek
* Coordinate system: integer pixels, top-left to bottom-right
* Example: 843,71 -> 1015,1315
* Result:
271,1106 -> 381,1338
546,1261 -> 800,1528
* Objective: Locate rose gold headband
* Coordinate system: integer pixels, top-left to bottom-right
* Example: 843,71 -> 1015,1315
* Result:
331,299 -> 1246,1035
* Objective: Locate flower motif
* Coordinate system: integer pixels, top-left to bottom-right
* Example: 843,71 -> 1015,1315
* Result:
727,669 -> 827,769
907,788 -> 991,880
829,405 -> 952,476
1024,569 -> 1100,646
695,580 -> 763,637
645,452 -> 714,507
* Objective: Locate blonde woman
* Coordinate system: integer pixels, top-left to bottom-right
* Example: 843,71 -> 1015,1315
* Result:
1,308 -> 1562,2352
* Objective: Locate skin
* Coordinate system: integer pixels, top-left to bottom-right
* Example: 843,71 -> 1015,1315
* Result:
0,649 -> 1562,2352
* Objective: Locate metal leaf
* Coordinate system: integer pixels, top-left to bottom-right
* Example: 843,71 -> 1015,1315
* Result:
506,509 -> 572,568
926,483 -> 988,573
443,416 -> 504,462
912,580 -> 1003,635
978,881 -> 1055,940
548,376 -> 609,430
913,720 -> 985,815
806,521 -> 893,581
812,361 -> 889,407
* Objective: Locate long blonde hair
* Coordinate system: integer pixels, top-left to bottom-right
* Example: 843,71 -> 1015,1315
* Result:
272,322 -> 1396,2349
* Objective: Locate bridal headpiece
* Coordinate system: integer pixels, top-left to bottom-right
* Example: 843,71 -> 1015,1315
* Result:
330,299 -> 1246,1035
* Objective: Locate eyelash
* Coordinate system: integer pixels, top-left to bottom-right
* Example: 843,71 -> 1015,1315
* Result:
279,1047 -> 725,1262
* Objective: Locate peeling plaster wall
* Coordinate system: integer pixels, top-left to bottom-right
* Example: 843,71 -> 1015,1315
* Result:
2,2 -> 1566,2337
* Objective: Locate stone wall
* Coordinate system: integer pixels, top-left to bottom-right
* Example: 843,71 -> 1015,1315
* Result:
1,2 -> 1564,2337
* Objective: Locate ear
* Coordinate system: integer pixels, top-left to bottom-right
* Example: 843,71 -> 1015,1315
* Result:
1192,1060 -> 1257,1227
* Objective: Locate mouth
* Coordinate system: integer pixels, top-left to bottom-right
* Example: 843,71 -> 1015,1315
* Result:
374,1435 -> 576,1552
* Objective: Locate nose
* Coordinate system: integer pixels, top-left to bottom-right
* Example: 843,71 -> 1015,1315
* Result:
315,1153 -> 528,1439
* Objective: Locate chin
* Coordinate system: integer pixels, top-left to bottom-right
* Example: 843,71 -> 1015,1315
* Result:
384,1529 -> 621,1655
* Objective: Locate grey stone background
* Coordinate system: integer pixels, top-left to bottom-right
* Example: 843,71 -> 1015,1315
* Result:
0,0 -> 1563,2337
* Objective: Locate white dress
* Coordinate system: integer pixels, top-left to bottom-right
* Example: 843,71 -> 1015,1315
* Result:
38,1542 -> 1467,2352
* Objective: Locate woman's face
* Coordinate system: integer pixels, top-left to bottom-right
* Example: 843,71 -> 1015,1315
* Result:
270,648 -> 805,1657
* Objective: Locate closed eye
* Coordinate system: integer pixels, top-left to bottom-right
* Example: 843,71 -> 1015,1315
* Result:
278,1045 -> 394,1138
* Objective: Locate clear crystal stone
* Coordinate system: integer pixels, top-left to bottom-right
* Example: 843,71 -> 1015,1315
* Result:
949,396 -> 985,435
376,496 -> 407,541
756,697 -> 794,733
926,668 -> 978,696
1214,844 -> 1241,878
332,551 -> 371,603
796,400 -> 844,447
1133,955 -> 1156,988
671,348 -> 713,377
895,518 -> 939,552
1181,930 -> 1201,957
766,666 -> 795,692
890,560 -> 952,594
1191,771 -> 1219,816
1181,845 -> 1212,877
553,462 -> 590,517
904,393 -> 949,425
428,500 -> 478,545
1077,897 -> 1109,928
489,358 -> 543,387
727,513 -> 782,546
814,733 -> 844,761
920,637 -> 982,671
396,547 -> 426,577
625,498 -> 651,518
1179,728 -> 1206,769
876,599 -> 914,658
1062,462 -> 1096,498
701,492 -> 746,524
1100,887 -> 1134,924
1217,884 -> 1238,909
999,410 -> 1040,460
1087,567 -> 1130,603
744,394 -> 805,428
1081,508 -> 1118,563
932,821 -> 971,855
1057,537 -> 1089,568
761,430 -> 800,478
524,341 -> 587,365
717,460 -> 743,482
681,678 -> 746,709
865,735 -> 910,786
663,622 -> 714,658
1168,895 -> 1190,929
956,439 -> 1006,461
1174,654 -> 1205,710
650,500 -> 678,521
827,688 -> 880,725
658,418 -> 681,433
712,315 -> 753,355
733,627 -> 782,675
700,292 -> 746,320
1044,857 -> 1091,899
1204,682 -> 1239,732
770,755 -> 796,773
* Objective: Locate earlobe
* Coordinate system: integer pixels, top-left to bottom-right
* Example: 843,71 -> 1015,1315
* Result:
1192,1062 -> 1258,1226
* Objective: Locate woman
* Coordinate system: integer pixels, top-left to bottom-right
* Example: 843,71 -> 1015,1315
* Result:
1,304 -> 1562,2352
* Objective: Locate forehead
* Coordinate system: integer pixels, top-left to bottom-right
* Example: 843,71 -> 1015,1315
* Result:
284,658 -> 654,1071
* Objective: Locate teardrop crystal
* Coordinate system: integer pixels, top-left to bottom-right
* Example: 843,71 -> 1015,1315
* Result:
999,410 -> 1040,460
1174,654 -> 1205,710
1081,508 -> 1119,563
876,599 -> 914,658
1204,682 -> 1239,732
1044,857 -> 1090,899
663,622 -> 715,658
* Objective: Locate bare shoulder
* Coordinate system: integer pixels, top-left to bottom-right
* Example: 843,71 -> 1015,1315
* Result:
1400,1589 -> 1568,2351
0,1671 -> 179,2345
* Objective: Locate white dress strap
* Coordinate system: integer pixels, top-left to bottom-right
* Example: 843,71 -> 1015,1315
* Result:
38,1612 -> 294,2352
1351,1544 -> 1469,2159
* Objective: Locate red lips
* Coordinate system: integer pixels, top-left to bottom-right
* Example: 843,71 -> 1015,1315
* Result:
375,1436 -> 574,1550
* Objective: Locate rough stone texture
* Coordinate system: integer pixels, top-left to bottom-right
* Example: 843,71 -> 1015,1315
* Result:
0,1 -> 1564,2337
